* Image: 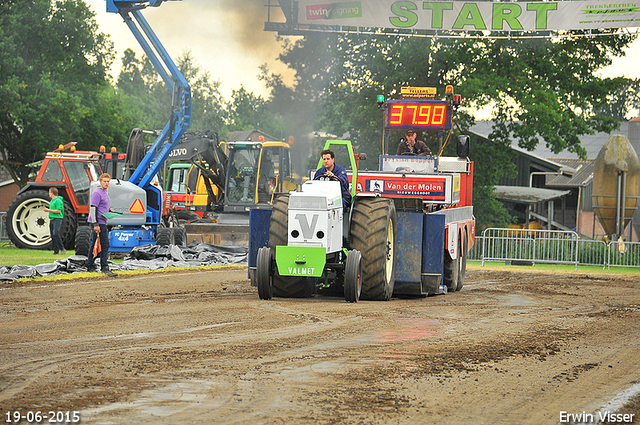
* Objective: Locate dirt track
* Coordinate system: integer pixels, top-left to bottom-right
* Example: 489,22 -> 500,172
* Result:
0,266 -> 639,424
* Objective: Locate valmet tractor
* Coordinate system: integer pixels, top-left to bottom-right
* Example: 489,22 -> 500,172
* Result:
249,86 -> 475,302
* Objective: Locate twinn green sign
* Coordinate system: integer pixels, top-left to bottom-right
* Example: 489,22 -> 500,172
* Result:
276,246 -> 326,278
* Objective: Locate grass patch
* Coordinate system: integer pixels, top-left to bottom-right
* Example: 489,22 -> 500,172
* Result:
468,260 -> 640,277
0,243 -> 89,266
0,243 -> 247,285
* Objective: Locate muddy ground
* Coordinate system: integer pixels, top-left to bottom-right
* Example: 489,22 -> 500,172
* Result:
0,266 -> 638,424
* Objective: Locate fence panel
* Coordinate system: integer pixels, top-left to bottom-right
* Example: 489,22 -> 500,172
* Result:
480,228 -> 579,269
468,228 -> 640,269
577,239 -> 608,268
468,235 -> 483,261
608,241 -> 640,268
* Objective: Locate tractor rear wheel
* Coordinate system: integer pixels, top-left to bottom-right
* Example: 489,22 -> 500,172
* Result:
344,249 -> 362,303
61,199 -> 77,250
257,247 -> 273,300
443,242 -> 460,293
74,226 -> 93,256
6,190 -> 78,251
349,198 -> 397,301
268,194 -> 313,298
6,190 -> 54,250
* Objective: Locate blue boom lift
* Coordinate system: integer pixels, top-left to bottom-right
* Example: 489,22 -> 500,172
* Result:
79,0 -> 192,252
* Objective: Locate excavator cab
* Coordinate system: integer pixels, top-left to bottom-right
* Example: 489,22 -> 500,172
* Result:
226,145 -> 260,204
224,141 -> 294,210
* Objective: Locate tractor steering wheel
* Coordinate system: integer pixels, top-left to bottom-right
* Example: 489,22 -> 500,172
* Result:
314,173 -> 340,181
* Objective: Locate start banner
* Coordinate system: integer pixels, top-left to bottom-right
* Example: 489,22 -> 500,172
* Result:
298,1 -> 640,32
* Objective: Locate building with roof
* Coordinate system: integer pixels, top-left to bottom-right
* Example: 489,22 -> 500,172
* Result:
470,119 -> 640,241
0,164 -> 20,213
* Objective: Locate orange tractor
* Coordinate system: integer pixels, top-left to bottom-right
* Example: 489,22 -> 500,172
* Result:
4,143 -> 125,251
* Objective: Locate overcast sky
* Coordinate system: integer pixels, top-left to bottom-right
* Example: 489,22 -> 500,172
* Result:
86,0 -> 640,102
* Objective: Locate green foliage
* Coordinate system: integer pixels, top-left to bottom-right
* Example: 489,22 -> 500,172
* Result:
179,51 -> 227,134
226,86 -> 283,138
469,135 -> 514,229
116,48 -> 162,130
453,33 -> 636,159
0,0 -> 130,187
117,49 -> 229,138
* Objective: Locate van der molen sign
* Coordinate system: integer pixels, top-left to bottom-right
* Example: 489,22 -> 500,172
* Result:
298,1 -> 640,32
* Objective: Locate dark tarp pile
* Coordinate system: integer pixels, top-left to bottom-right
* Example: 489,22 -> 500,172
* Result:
0,243 -> 248,282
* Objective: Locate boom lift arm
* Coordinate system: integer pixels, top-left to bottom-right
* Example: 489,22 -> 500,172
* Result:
106,0 -> 192,189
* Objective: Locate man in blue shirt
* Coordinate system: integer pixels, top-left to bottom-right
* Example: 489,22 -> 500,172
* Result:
314,149 -> 352,211
87,173 -> 117,277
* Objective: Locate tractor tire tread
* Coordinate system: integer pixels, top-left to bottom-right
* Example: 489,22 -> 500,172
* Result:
349,198 -> 396,301
74,226 -> 92,257
156,227 -> 172,246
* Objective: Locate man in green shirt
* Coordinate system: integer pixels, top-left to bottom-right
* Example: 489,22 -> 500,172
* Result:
44,187 -> 65,255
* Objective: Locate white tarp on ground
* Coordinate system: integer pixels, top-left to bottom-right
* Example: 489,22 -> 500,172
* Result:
297,1 -> 640,32
0,243 -> 248,282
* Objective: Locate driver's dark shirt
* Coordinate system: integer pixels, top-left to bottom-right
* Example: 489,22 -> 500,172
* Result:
396,139 -> 431,156
314,164 -> 352,210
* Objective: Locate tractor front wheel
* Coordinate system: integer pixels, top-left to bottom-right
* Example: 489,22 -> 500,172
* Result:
344,250 -> 362,303
172,227 -> 187,247
6,190 -> 78,251
60,199 -> 77,250
257,247 -> 273,300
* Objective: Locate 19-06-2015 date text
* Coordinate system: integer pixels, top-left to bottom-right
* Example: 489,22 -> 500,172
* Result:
5,411 -> 80,423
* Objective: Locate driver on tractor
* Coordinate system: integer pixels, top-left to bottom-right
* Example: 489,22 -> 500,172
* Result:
396,129 -> 431,156
314,149 -> 352,211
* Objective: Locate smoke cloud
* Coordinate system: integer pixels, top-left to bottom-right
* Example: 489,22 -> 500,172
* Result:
89,0 -> 293,98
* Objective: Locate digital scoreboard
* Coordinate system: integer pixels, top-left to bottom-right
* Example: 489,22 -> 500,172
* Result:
385,100 -> 452,130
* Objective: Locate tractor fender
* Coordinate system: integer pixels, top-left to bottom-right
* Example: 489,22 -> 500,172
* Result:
446,223 -> 458,260
16,182 -> 69,196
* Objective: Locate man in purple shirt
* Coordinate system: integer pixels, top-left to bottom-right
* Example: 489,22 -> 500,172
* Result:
87,173 -> 117,277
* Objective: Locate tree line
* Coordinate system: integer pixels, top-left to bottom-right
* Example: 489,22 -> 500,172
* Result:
2,0 -> 639,229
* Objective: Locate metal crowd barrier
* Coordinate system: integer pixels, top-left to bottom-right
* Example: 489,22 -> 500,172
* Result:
467,228 -> 640,269
608,240 -> 640,268
480,228 -> 579,269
